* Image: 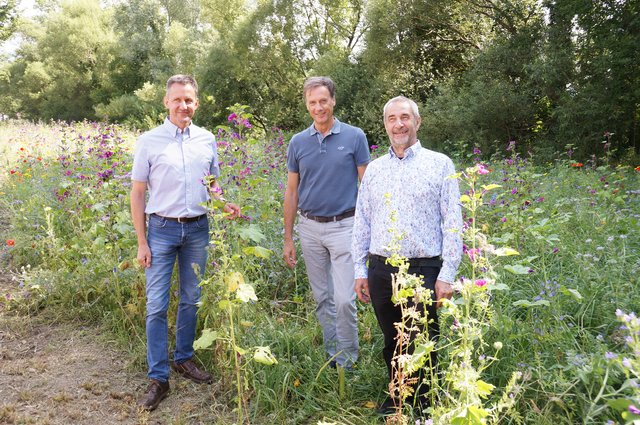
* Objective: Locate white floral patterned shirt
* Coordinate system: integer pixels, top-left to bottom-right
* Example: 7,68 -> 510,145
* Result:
351,141 -> 463,283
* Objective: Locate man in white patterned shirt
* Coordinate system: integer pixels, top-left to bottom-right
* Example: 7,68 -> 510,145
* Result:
351,96 -> 463,415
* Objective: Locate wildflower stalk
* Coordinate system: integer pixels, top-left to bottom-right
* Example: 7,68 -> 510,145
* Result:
434,164 -> 522,424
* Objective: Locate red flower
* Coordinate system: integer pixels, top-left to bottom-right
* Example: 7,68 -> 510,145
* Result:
6,239 -> 15,247
635,166 -> 640,172
571,162 -> 584,167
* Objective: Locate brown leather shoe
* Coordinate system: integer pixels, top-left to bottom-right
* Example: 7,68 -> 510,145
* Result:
172,359 -> 213,384
137,379 -> 169,411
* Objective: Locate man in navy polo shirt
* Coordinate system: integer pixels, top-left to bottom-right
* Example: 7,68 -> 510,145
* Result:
283,76 -> 370,369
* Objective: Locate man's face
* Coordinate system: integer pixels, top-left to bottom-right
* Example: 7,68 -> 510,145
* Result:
305,86 -> 335,128
384,100 -> 421,152
164,83 -> 199,129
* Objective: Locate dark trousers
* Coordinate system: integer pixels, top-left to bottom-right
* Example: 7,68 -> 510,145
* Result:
368,255 -> 441,405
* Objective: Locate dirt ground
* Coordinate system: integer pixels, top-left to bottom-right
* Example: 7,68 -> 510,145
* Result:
0,272 -> 231,425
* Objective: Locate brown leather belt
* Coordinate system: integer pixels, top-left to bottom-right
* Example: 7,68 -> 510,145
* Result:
151,213 -> 206,223
299,209 -> 355,223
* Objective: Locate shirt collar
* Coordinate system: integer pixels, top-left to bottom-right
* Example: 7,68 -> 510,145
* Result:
388,140 -> 422,159
163,117 -> 191,139
308,117 -> 342,136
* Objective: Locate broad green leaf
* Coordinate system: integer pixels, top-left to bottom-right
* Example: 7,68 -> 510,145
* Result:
237,224 -> 265,243
481,184 -> 502,191
476,380 -> 495,398
489,283 -> 509,291
242,245 -> 273,258
560,286 -> 583,302
494,247 -> 519,256
236,283 -> 258,303
468,405 -> 489,419
460,194 -> 472,203
513,299 -> 550,307
607,398 -> 632,411
225,271 -> 245,292
253,346 -> 278,365
504,264 -> 530,274
193,328 -> 218,350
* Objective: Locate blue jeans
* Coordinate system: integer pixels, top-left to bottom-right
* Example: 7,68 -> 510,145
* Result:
145,214 -> 209,382
297,215 -> 359,367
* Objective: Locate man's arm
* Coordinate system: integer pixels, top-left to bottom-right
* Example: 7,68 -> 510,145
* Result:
357,164 -> 367,182
130,180 -> 151,268
283,171 -> 300,268
435,158 -> 464,307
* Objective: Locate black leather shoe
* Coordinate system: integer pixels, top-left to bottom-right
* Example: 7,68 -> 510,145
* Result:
138,379 -> 169,411
376,396 -> 398,416
172,359 -> 213,384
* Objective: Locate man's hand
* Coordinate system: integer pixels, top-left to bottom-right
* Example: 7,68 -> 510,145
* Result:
223,202 -> 241,219
355,278 -> 370,303
435,279 -> 453,308
137,243 -> 152,268
283,239 -> 297,268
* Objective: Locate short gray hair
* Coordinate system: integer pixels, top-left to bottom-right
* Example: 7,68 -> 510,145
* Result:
303,76 -> 336,100
383,96 -> 420,120
166,74 -> 199,96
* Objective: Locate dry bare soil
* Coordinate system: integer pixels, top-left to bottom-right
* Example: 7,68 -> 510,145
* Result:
0,272 -> 229,425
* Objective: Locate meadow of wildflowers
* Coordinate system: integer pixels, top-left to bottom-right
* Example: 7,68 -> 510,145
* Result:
1,116 -> 639,424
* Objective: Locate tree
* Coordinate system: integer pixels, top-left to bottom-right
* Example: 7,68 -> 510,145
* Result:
0,0 -> 16,41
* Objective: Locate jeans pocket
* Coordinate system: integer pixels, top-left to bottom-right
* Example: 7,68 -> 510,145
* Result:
193,215 -> 209,229
149,215 -> 167,228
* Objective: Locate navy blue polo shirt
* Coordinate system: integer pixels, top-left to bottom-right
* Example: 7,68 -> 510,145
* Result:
287,118 -> 370,216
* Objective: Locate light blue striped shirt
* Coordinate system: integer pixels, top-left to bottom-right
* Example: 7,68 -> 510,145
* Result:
131,118 -> 220,218
351,142 -> 463,283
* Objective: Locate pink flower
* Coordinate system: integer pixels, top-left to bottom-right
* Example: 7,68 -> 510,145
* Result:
227,113 -> 237,122
477,164 -> 489,175
474,279 -> 487,287
466,248 -> 481,262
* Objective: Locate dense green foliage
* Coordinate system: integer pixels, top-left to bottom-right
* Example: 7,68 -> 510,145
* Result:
0,0 -> 638,160
1,119 -> 639,423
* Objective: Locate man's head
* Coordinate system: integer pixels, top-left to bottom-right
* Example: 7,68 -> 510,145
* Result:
303,76 -> 336,129
383,96 -> 421,153
164,74 -> 199,129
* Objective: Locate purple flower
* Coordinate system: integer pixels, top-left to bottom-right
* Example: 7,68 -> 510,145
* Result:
604,352 -> 617,360
370,145 -> 378,150
622,357 -> 632,368
629,405 -> 640,415
474,279 -> 487,287
227,113 -> 238,122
